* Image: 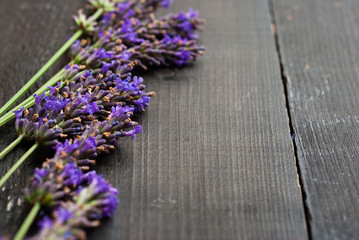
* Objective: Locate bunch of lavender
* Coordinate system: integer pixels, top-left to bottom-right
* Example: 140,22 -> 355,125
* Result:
0,0 -> 204,186
0,0 -> 174,123
0,0 -> 204,127
1,4 -> 204,159
0,0 -> 205,239
0,61 -> 153,187
18,1 -> 205,148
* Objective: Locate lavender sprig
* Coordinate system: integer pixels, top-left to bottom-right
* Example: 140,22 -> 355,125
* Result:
0,1 -> 203,127
71,6 -> 205,69
22,108 -> 141,239
25,109 -> 141,207
14,62 -> 152,147
30,172 -> 118,240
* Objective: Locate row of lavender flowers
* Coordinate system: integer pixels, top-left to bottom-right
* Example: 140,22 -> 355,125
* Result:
2,0 -> 204,239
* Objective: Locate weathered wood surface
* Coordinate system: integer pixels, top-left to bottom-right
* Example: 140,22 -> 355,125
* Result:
90,0 -> 308,238
0,0 -> 310,239
272,0 -> 359,239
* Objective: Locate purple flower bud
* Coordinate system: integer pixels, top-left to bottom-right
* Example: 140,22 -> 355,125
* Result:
117,125 -> 142,139
82,170 -> 97,183
61,163 -> 83,186
81,136 -> 97,152
55,207 -> 74,224
134,96 -> 150,111
38,216 -> 53,229
13,106 -> 24,119
34,93 -> 45,105
33,168 -> 49,184
47,82 -> 61,95
101,61 -> 112,73
87,102 -> 99,115
101,192 -> 119,217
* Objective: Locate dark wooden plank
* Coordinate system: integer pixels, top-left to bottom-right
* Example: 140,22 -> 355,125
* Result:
272,0 -> 359,239
0,0 -> 84,237
90,0 -> 308,239
0,0 -> 308,239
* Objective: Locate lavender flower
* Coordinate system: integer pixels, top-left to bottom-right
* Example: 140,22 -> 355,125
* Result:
25,105 -> 140,206
30,172 -> 118,240
14,61 -> 153,146
70,2 -> 205,70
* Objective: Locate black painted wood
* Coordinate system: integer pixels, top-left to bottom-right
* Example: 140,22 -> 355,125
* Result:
0,0 -> 308,239
272,0 -> 359,239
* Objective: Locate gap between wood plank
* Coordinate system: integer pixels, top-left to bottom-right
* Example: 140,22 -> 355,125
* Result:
266,0 -> 313,239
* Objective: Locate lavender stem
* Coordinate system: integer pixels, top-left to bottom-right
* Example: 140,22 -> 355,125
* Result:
0,134 -> 24,160
14,201 -> 41,240
0,142 -> 39,187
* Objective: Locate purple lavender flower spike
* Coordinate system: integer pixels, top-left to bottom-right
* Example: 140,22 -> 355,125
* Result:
14,61 -> 155,146
30,171 -> 118,240
70,1 -> 205,70
26,107 -> 142,207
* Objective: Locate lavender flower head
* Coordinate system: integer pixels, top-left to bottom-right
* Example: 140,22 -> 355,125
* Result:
30,171 -> 118,240
14,61 -> 153,147
25,101 -> 142,206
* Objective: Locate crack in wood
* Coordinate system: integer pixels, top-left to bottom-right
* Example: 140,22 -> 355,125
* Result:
267,0 -> 313,239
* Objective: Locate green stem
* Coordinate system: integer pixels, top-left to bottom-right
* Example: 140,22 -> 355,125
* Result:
0,142 -> 39,188
91,7 -> 105,21
0,134 -> 24,160
0,7 -> 104,117
14,202 -> 41,240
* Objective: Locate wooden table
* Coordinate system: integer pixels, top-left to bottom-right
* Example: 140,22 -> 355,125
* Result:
1,0 -> 358,239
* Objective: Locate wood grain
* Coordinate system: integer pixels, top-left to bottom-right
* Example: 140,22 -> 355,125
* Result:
0,0 -> 308,239
272,0 -> 359,239
91,0 -> 308,239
